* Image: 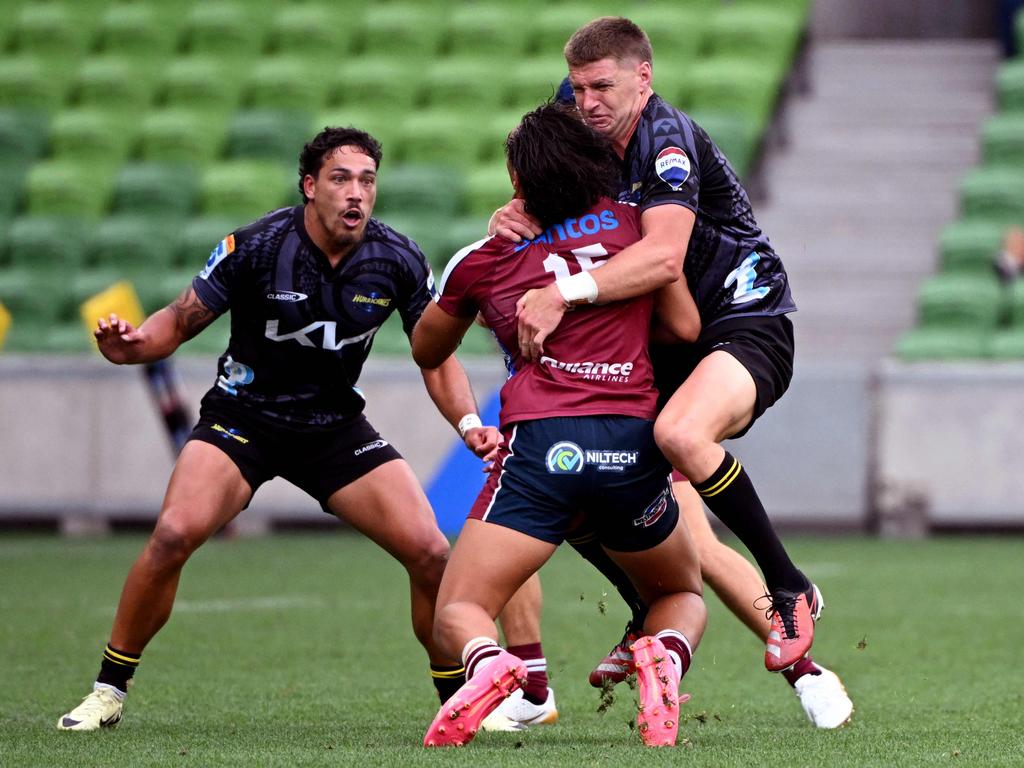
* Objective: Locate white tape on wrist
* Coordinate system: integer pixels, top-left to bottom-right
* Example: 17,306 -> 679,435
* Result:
555,271 -> 598,305
458,413 -> 483,438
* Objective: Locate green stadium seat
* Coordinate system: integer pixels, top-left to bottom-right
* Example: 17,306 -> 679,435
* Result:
7,2 -> 87,61
464,163 -> 514,218
981,113 -> 1024,168
70,57 -> 155,111
312,107 -> 403,159
706,5 -> 803,73
445,5 -> 530,58
242,58 -> 324,111
1011,279 -> 1024,327
112,164 -> 198,218
0,57 -> 65,110
137,109 -> 229,165
895,327 -> 989,361
70,268 -> 129,323
374,164 -> 464,219
527,4 -> 625,57
629,5 -> 707,64
175,216 -> 242,269
0,163 -> 26,222
939,219 -> 1005,274
265,5 -> 354,57
0,267 -> 68,330
87,215 -> 181,271
157,57 -> 246,112
989,328 -> 1024,359
0,109 -> 49,165
996,60 -> 1024,112
181,2 -> 266,57
325,58 -> 420,111
502,56 -> 568,112
382,213 -> 450,268
395,111 -> 488,168
916,273 -> 1002,330
688,57 -> 778,130
226,110 -> 311,165
200,161 -> 295,220
356,5 -> 446,59
474,109 -> 525,165
440,216 -> 491,264
420,58 -> 509,110
688,110 -> 759,179
5,216 -> 91,272
126,268 -> 197,315
93,4 -> 179,59
960,168 -> 1024,224
24,161 -> 115,219
49,109 -> 136,166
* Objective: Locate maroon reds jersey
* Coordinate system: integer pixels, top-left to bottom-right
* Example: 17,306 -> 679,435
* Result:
435,197 -> 658,427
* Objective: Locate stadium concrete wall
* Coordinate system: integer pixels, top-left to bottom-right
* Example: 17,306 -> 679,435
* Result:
1,356 -> 1021,534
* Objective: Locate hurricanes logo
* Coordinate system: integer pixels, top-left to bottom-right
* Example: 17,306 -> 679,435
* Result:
545,441 -> 584,474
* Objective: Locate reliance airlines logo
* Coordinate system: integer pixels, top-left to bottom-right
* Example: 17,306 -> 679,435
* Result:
539,355 -> 634,382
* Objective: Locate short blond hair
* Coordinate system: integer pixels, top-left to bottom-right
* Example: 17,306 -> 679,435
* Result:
564,16 -> 653,68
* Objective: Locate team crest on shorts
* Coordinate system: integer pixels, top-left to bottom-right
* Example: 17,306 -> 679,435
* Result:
655,147 -> 691,191
545,441 -> 584,474
633,487 -> 670,528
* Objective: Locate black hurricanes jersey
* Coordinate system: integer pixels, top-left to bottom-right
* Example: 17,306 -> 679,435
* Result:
620,94 -> 796,326
191,206 -> 432,425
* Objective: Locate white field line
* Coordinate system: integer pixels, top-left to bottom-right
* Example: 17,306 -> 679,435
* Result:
171,596 -> 325,613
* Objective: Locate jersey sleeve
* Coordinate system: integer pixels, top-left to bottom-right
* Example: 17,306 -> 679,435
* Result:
435,238 -> 494,319
191,232 -> 243,315
638,106 -> 702,214
396,239 -> 435,337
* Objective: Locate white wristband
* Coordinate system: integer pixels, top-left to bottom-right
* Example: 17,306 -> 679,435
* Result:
555,271 -> 598,305
458,413 -> 483,438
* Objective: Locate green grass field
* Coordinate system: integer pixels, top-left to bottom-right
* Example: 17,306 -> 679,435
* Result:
2,533 -> 1022,767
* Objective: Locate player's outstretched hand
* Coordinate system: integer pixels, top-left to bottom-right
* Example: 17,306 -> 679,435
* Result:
516,283 -> 567,361
464,426 -> 501,463
94,313 -> 145,364
489,199 -> 543,243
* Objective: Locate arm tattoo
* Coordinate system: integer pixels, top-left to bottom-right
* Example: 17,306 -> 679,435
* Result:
170,286 -> 217,340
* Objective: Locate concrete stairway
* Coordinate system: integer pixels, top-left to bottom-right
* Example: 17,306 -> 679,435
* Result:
754,41 -> 999,365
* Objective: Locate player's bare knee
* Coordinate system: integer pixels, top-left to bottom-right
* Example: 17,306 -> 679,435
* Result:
404,535 -> 450,583
146,519 -> 203,569
653,417 -> 705,467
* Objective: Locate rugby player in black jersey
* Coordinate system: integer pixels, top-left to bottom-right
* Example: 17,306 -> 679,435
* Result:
57,127 -> 497,731
490,17 -> 853,729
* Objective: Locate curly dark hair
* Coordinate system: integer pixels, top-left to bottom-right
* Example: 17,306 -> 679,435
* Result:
298,126 -> 383,202
504,101 -> 620,230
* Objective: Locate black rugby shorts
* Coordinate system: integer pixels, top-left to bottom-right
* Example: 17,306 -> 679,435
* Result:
187,398 -> 402,511
650,313 -> 795,438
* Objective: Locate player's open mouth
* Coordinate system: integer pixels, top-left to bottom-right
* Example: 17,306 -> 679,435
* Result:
341,209 -> 363,226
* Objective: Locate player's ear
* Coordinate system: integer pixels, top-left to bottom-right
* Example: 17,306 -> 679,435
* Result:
302,173 -> 316,201
637,60 -> 652,90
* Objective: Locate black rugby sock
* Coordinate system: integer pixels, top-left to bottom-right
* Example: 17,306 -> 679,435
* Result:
96,644 -> 140,694
567,531 -> 648,629
430,663 -> 466,703
693,451 -> 808,593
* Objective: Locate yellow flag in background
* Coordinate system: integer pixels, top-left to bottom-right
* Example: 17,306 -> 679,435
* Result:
0,300 -> 10,351
79,281 -> 145,346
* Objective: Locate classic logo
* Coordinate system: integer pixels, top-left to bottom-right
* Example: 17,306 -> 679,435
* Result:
267,290 -> 308,302
654,147 -> 691,191
199,235 -> 235,280
545,441 -> 584,474
633,488 -> 671,528
354,439 -> 388,456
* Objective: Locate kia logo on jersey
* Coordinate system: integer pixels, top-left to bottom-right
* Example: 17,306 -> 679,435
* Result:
655,147 -> 691,191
